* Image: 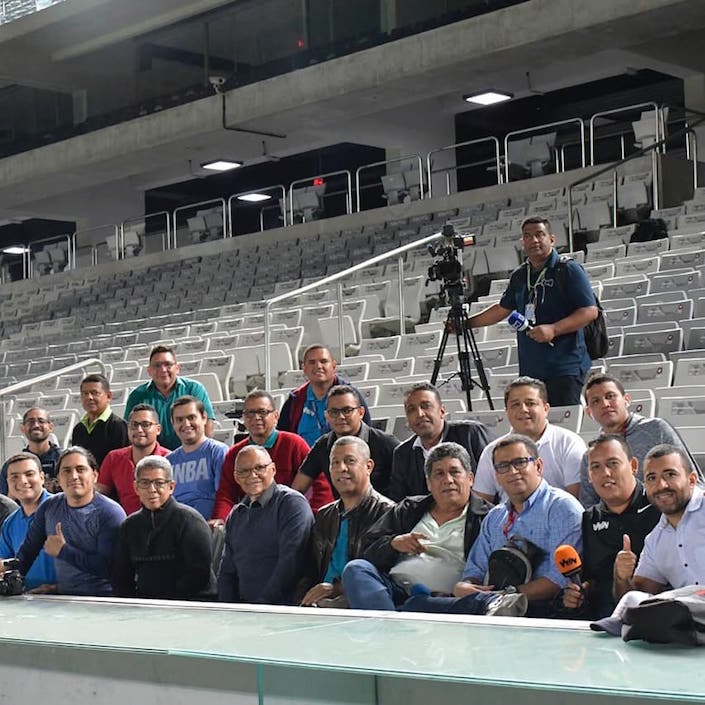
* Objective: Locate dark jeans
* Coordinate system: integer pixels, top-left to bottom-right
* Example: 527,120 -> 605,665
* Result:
543,375 -> 585,406
342,559 -> 496,614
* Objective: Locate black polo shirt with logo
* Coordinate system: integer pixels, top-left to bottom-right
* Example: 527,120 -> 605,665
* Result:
581,482 -> 660,619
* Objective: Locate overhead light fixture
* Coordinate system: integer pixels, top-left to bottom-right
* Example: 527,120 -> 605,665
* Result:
463,90 -> 513,106
2,245 -> 28,255
201,160 -> 243,172
237,193 -> 271,203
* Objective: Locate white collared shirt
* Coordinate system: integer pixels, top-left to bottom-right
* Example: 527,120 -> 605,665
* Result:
473,423 -> 586,499
635,486 -> 705,589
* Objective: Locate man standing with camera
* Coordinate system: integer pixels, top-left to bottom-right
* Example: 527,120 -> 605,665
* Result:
468,217 -> 597,406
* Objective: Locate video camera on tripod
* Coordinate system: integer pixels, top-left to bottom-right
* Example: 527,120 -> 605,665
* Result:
426,224 -> 475,306
425,223 -> 493,411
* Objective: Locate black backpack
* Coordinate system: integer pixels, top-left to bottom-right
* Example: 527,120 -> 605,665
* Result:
554,256 -> 609,359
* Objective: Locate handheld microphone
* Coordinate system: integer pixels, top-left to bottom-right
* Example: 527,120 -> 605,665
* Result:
507,310 -> 531,332
507,311 -> 554,346
554,544 -> 583,586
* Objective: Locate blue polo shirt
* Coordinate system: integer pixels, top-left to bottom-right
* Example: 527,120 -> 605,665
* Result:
0,490 -> 57,589
500,250 -> 594,378
124,376 -> 216,450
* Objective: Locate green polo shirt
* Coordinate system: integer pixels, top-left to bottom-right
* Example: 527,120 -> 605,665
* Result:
123,376 -> 216,450
79,405 -> 113,433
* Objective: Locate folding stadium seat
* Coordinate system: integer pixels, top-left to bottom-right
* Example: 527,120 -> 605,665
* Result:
657,395 -> 705,429
375,382 -> 409,407
627,239 -> 669,259
582,261 -> 615,281
368,358 -> 414,381
608,360 -> 673,391
622,323 -> 683,356
459,409 -> 510,436
606,326 -> 625,357
397,331 -> 442,359
110,361 -> 143,386
575,201 -> 612,237
486,246 -> 520,278
673,356 -> 705,387
177,337 -> 210,356
50,410 -> 78,447
673,213 -> 705,236
618,181 -> 651,221
38,391 -> 70,414
178,359 -> 201,376
602,274 -> 649,300
188,372 -> 223,403
278,369 -> 306,390
547,405 -> 583,433
586,243 -> 626,263
598,224 -> 636,245
380,275 -> 426,327
660,249 -> 705,271
358,336 -> 401,360
124,344 -> 152,364
335,361 -> 369,382
28,358 -> 53,376
636,298 -> 693,325
648,269 -> 701,294
317,317 -> 356,362
680,317 -> 705,350
670,231 -> 705,251
602,298 -> 637,327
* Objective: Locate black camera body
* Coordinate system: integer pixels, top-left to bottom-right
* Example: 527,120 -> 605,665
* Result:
426,224 -> 473,306
0,559 -> 24,596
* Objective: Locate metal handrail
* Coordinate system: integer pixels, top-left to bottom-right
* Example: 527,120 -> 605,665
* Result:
589,102 -> 659,166
289,170 -> 353,223
504,119 -> 585,182
263,231 -> 441,389
27,234 -> 72,276
0,358 -> 106,462
172,198 -> 228,249
355,154 -> 424,212
121,211 -> 171,256
566,115 -> 705,250
426,137 -> 501,197
227,186 -> 287,237
71,223 -> 120,268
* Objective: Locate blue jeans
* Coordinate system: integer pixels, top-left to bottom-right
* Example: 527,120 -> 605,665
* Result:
342,559 -> 496,614
342,559 -> 408,610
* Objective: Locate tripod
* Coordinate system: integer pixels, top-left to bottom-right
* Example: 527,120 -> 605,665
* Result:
429,295 -> 494,411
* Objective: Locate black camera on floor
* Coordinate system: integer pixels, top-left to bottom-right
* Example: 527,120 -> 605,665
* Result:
0,559 -> 24,596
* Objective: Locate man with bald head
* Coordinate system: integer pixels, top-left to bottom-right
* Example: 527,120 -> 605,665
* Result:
299,436 -> 394,607
217,445 -> 314,605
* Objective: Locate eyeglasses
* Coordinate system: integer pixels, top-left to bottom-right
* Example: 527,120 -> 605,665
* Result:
150,362 -> 176,369
136,479 -> 172,490
493,457 -> 535,474
326,406 -> 361,418
23,418 -> 50,426
242,409 -> 276,419
236,462 -> 272,478
129,421 -> 158,431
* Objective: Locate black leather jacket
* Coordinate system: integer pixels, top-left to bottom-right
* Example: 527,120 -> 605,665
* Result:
363,492 -> 493,573
298,488 -> 394,596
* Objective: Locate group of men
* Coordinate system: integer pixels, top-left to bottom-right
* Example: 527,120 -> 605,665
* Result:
0,211 -> 701,617
0,333 -> 699,622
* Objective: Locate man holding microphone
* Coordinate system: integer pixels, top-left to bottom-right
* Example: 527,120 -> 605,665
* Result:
467,217 -> 597,406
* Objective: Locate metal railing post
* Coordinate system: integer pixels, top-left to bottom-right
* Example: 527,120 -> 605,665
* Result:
263,231 -> 441,389
612,170 -> 618,228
